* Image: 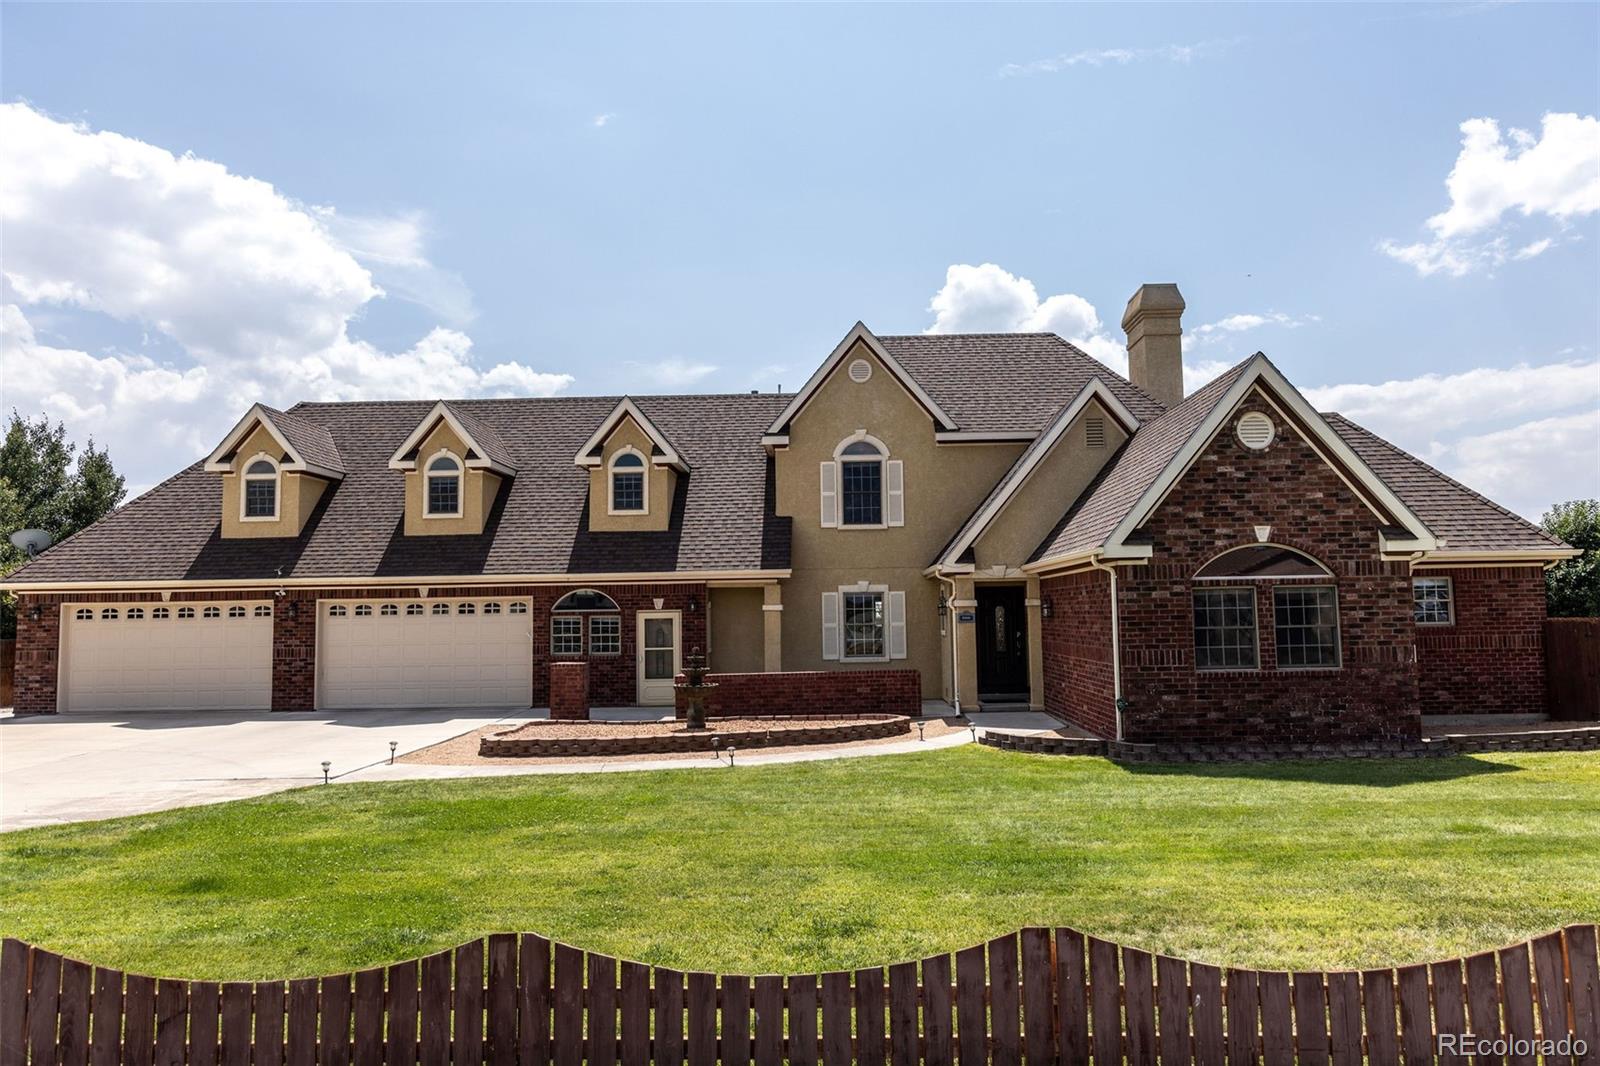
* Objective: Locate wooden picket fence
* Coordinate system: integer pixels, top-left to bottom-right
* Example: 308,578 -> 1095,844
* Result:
3,925 -> 1598,1065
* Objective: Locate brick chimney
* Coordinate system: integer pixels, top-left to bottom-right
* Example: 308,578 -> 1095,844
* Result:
1121,283 -> 1185,407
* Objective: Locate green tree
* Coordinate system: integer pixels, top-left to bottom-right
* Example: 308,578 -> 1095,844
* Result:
1541,499 -> 1600,617
0,413 -> 128,636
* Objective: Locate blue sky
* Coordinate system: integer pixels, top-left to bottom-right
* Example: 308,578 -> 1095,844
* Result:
2,2 -> 1597,518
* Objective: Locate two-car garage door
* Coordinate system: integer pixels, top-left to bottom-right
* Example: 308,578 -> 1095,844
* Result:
60,602 -> 274,713
318,598 -> 533,709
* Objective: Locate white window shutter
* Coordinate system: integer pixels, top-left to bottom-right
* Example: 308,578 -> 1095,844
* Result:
821,592 -> 841,660
885,460 -> 904,527
819,461 -> 838,528
888,590 -> 907,659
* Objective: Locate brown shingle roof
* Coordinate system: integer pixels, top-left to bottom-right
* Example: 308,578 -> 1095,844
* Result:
877,333 -> 1166,431
7,394 -> 792,584
256,404 -> 345,474
1324,414 -> 1567,553
1029,361 -> 1251,562
441,401 -> 518,472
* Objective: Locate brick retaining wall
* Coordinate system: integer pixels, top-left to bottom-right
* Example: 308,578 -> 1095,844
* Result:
672,669 -> 922,718
481,714 -> 910,757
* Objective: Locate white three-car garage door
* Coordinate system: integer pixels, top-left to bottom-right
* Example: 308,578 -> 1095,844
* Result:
60,602 -> 274,713
318,598 -> 534,709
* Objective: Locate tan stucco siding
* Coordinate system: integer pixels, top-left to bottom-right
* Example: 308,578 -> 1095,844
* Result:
773,339 -> 1024,697
709,587 -> 765,673
220,423 -> 328,538
972,398 -> 1127,569
402,421 -> 501,536
586,416 -> 674,532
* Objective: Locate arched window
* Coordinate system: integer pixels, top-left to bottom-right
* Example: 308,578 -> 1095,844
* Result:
837,437 -> 885,526
552,589 -> 620,612
242,456 -> 279,520
425,453 -> 462,517
1194,544 -> 1332,580
609,449 -> 647,514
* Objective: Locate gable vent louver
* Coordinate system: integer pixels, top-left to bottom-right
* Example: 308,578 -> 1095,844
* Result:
1236,412 -> 1276,450
1085,416 -> 1106,448
848,358 -> 873,383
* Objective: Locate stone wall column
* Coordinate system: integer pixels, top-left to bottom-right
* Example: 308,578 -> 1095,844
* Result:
762,584 -> 783,672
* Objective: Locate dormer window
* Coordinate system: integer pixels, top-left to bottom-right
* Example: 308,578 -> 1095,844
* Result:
609,449 -> 647,513
242,457 -> 279,520
426,454 -> 462,517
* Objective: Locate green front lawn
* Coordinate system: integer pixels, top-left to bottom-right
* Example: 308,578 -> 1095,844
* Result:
3,746 -> 1598,980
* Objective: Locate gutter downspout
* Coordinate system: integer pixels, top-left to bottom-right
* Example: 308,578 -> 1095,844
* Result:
1088,555 -> 1123,742
938,572 -> 962,716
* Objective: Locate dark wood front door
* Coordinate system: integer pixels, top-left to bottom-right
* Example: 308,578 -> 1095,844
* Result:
976,586 -> 1029,701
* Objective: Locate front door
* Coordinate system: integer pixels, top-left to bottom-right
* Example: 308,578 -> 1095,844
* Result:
636,611 -> 682,705
976,586 -> 1029,703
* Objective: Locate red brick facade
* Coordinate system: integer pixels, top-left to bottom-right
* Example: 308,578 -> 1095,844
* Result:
673,669 -> 922,718
1415,566 -> 1547,715
548,661 -> 590,720
1039,569 -> 1117,737
10,581 -> 708,714
1048,392 -> 1425,745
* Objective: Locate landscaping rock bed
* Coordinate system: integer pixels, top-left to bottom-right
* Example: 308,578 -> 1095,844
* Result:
480,714 -> 911,758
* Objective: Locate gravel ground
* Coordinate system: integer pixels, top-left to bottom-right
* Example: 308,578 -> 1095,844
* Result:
401,716 -> 966,766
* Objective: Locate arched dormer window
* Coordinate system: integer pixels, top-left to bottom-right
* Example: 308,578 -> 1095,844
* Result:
608,448 -> 647,514
821,433 -> 903,529
1194,544 -> 1332,580
241,455 -> 279,520
425,452 -> 462,517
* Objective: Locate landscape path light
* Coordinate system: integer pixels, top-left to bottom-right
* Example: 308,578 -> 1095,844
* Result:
321,760 -> 331,784
389,741 -> 398,764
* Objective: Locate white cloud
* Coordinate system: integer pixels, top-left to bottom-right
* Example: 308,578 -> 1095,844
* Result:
1185,311 -> 1319,348
592,113 -> 615,128
313,207 -> 477,326
999,40 -> 1233,77
0,102 -> 572,491
924,263 -> 1270,388
1304,360 -> 1600,519
624,358 -> 719,389
1380,112 -> 1600,276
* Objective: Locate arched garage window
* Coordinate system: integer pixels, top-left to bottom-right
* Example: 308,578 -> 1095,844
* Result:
1192,545 -> 1339,671
551,589 -> 621,657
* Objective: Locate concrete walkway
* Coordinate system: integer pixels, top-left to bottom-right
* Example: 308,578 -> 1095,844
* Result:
0,708 -> 1071,829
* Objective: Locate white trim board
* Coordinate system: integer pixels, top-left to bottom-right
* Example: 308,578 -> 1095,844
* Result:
387,401 -> 517,475
764,322 -> 959,436
574,397 -> 688,471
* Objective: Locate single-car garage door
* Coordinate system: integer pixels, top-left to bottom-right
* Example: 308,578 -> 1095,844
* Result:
60,602 -> 274,713
318,598 -> 534,709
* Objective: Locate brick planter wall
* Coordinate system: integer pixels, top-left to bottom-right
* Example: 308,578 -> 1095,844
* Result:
549,661 -> 590,720
480,714 -> 910,757
12,598 -> 61,714
1416,566 -> 1547,715
672,669 -> 922,718
1090,392 -> 1423,746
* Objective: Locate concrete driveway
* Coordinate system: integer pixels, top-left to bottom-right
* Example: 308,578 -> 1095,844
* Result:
0,709 -> 519,830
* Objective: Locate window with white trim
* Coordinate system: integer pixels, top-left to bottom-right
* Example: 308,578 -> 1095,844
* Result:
1413,577 -> 1454,625
242,457 -> 279,519
152,608 -> 170,620
75,608 -> 93,621
101,608 -> 118,620
355,604 -> 372,617
426,454 -> 462,516
821,435 -> 903,529
509,602 -> 529,615
254,605 -> 272,618
1273,587 -> 1341,669
228,606 -> 247,619
484,602 -> 502,615
589,615 -> 621,655
1193,588 -> 1258,670
842,590 -> 885,659
127,607 -> 145,620
431,603 -> 450,616
551,616 -> 583,656
609,450 -> 646,513
458,602 -> 476,615
380,603 -> 398,616
328,604 -> 348,617
203,607 -> 221,619
178,607 -> 196,619
406,603 -> 424,616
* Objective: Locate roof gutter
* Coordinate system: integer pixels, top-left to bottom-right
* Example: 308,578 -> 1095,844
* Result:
0,568 -> 794,595
1087,553 -> 1124,742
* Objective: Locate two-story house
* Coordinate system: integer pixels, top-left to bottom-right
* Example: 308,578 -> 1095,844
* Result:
4,284 -> 1576,744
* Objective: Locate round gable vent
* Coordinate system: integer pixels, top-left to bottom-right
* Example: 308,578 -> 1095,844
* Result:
1236,412 -> 1276,450
848,358 -> 873,383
